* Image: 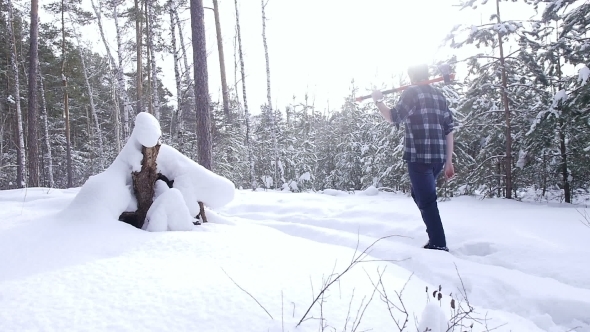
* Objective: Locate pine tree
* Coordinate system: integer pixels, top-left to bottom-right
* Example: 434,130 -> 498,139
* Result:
190,0 -> 212,170
519,0 -> 590,202
234,0 -> 255,189
27,0 -> 41,187
212,0 -> 230,122
445,0 -> 529,198
6,0 -> 26,188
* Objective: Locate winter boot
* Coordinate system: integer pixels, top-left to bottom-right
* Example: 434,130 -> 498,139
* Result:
423,242 -> 449,252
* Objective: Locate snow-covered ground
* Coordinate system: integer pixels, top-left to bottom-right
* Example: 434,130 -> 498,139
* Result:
1,186 -> 589,332
2,113 -> 589,331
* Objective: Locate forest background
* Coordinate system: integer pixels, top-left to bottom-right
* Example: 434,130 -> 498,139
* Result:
1,0 -> 589,204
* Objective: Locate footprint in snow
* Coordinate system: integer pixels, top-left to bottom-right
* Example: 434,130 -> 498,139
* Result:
455,241 -> 497,257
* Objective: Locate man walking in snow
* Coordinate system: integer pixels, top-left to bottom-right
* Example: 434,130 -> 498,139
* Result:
372,64 -> 455,252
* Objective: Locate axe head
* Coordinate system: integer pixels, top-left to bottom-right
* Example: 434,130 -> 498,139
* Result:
438,64 -> 452,84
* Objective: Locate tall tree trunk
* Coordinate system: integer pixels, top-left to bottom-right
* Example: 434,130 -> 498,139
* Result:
7,0 -> 26,188
497,160 -> 502,198
212,0 -> 230,122
147,0 -> 160,120
111,75 -> 122,153
74,34 -> 104,169
113,0 -> 133,139
554,26 -> 571,203
85,106 -> 93,169
145,0 -> 153,115
496,0 -> 512,199
261,0 -> 279,189
261,0 -> 273,112
558,118 -> 570,202
175,10 -> 191,91
62,0 -> 73,188
0,112 -> 4,174
175,9 -> 196,130
541,149 -> 547,197
151,46 -> 160,120
27,0 -> 40,187
38,60 -> 54,188
135,0 -> 143,114
89,0 -> 122,151
234,0 -> 255,189
113,0 -> 131,139
233,33 -> 239,101
190,0 -> 212,170
169,0 -> 184,137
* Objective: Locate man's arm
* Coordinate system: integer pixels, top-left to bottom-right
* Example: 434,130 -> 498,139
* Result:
443,101 -> 455,179
371,89 -> 414,124
443,99 -> 455,163
445,131 -> 454,164
375,100 -> 393,123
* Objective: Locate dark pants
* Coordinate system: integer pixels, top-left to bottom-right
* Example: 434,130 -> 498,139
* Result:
408,162 -> 447,247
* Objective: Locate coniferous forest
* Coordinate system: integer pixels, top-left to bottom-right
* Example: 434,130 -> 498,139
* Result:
1,0 -> 589,204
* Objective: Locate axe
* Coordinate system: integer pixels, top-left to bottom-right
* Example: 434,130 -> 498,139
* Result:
355,64 -> 455,102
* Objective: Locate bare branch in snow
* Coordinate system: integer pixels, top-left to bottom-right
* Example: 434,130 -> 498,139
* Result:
296,233 -> 408,327
221,268 -> 274,320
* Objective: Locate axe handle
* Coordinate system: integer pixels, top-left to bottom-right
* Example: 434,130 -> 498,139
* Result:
355,73 -> 455,102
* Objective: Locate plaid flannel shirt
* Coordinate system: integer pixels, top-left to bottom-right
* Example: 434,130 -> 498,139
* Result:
389,85 -> 454,164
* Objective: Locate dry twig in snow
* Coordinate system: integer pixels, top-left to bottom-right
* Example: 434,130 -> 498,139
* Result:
296,233 -> 407,327
221,268 -> 274,320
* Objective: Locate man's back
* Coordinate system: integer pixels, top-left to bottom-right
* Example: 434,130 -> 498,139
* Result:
390,85 -> 454,164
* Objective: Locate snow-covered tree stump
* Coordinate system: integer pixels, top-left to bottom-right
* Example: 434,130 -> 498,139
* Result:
132,144 -> 161,227
61,112 -> 234,232
119,144 -> 209,228
119,144 -> 161,228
